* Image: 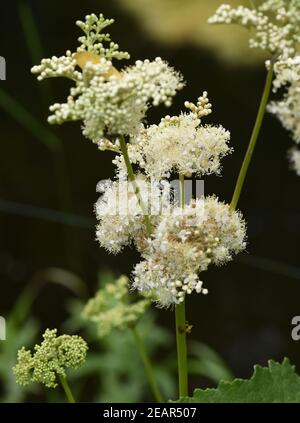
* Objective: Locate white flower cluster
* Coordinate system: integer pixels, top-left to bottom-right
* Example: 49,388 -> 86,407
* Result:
94,92 -> 246,306
267,56 -> 300,175
31,50 -> 82,82
133,197 -> 246,307
113,92 -> 231,180
268,58 -> 300,147
209,1 -> 300,59
46,56 -> 182,142
209,2 -> 300,176
268,78 -> 300,143
31,14 -> 183,143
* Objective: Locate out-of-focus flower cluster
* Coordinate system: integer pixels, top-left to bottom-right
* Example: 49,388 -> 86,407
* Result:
82,275 -> 150,336
268,57 -> 300,170
210,1 -> 300,175
13,329 -> 87,388
209,1 -> 300,60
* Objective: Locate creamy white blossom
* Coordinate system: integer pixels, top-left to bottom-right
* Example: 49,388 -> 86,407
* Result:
114,93 -> 231,179
46,56 -> 182,142
288,147 -> 300,175
133,197 -> 246,307
31,14 -> 183,144
31,50 -> 82,82
209,1 -> 300,60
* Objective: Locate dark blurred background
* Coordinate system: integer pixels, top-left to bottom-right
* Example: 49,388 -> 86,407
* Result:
0,0 -> 300,402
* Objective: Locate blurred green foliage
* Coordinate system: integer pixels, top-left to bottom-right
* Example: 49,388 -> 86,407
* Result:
0,269 -> 234,402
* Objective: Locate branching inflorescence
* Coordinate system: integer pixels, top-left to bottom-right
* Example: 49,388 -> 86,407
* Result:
31,13 -> 246,308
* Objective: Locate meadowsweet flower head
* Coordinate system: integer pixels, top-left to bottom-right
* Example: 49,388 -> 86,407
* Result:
13,329 -> 88,388
209,1 -> 300,60
133,197 -> 246,307
82,275 -> 149,336
114,93 -> 231,179
31,14 -> 183,145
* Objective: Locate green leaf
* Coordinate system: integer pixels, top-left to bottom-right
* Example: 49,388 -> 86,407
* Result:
176,359 -> 300,403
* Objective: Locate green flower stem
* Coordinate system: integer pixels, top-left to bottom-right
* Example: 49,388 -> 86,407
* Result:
175,174 -> 188,398
131,327 -> 163,403
59,374 -> 75,403
230,62 -> 274,210
119,136 -> 152,234
175,302 -> 188,397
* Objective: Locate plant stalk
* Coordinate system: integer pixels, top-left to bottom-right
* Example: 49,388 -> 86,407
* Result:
230,62 -> 274,210
175,173 -> 188,398
59,374 -> 75,403
131,327 -> 163,403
